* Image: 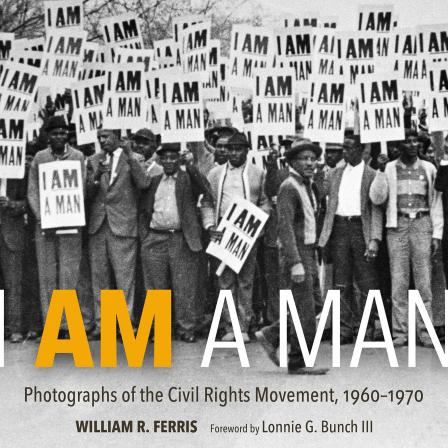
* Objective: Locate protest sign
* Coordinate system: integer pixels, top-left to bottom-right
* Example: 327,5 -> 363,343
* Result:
357,5 -> 397,32
44,0 -> 83,32
393,28 -> 427,93
154,39 -> 181,68
180,20 -> 211,74
14,50 -> 43,68
248,131 -> 288,170
275,27 -> 314,92
145,71 -> 162,134
173,14 -> 203,42
283,13 -> 320,28
303,75 -> 346,143
229,25 -> 274,93
227,91 -> 246,130
337,30 -> 389,92
419,24 -> 448,64
14,38 -> 45,53
83,42 -> 98,64
206,198 -> 269,274
0,117 -> 26,179
203,40 -> 221,100
101,13 -> 143,60
313,28 -> 343,77
160,72 -> 204,143
115,48 -> 156,72
358,74 -> 404,143
103,63 -> 145,129
38,160 -> 85,229
0,33 -> 14,79
206,58 -> 230,119
41,28 -> 86,91
252,68 -> 295,137
71,76 -> 106,145
250,149 -> 288,171
283,14 -> 337,28
427,66 -> 448,132
0,62 -> 41,118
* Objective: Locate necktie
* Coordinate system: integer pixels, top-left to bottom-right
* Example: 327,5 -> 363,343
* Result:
108,152 -> 115,185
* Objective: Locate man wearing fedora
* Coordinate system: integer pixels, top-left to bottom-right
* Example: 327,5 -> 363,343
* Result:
319,134 -> 383,344
27,116 -> 86,337
86,128 -> 149,338
205,131 -> 270,342
257,140 -> 328,374
139,143 -> 213,342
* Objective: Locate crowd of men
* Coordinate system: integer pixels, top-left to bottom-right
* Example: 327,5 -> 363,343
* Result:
2,110 -> 448,375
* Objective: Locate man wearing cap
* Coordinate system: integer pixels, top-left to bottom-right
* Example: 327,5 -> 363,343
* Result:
132,128 -> 163,177
370,129 -> 442,347
257,140 -> 328,374
86,129 -> 150,338
27,116 -> 86,336
139,143 -> 213,342
319,135 -> 382,344
204,131 -> 270,342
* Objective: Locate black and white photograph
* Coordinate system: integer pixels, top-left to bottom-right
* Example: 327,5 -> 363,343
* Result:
0,0 -> 448,446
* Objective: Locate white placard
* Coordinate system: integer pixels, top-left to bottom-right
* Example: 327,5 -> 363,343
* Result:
103,63 -> 145,130
0,62 -> 41,118
358,74 -> 405,143
229,25 -> 275,93
160,72 -> 204,143
206,198 -> 269,273
0,117 -> 26,178
252,68 -> 295,136
44,0 -> 83,32
303,75 -> 346,144
41,28 -> 86,90
39,160 -> 85,229
71,76 -> 106,144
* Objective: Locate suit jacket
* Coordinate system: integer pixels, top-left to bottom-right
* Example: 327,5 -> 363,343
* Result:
86,149 -> 149,237
139,166 -> 213,252
277,171 -> 321,268
319,163 -> 383,248
0,179 -> 27,252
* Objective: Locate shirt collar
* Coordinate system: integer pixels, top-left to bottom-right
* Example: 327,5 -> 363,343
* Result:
289,167 -> 306,183
108,147 -> 122,160
345,160 -> 364,172
397,157 -> 419,170
162,171 -> 178,180
228,161 -> 246,171
51,144 -> 69,159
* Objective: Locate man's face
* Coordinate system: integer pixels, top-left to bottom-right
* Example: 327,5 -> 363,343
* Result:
227,145 -> 248,167
342,138 -> 362,165
427,145 -> 436,162
387,144 -> 400,161
400,135 -> 419,159
290,149 -> 317,179
325,150 -> 342,168
159,150 -> 180,175
133,136 -> 156,160
214,144 -> 228,165
98,130 -> 119,154
48,127 -> 68,151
